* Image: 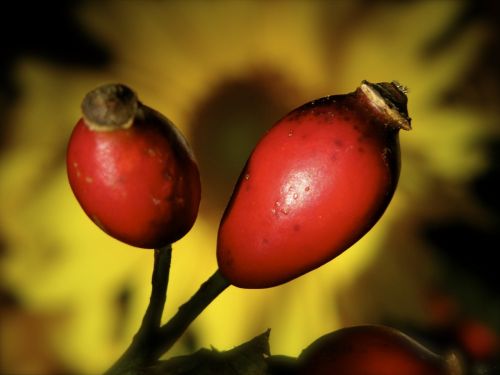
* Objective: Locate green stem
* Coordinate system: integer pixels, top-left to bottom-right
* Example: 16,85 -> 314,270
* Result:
104,244 -> 172,375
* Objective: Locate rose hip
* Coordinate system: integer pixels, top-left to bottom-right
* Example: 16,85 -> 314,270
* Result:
297,325 -> 462,375
67,83 -> 201,248
217,81 -> 411,288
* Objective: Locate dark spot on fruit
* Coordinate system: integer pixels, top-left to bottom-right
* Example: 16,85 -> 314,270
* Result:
262,238 -> 269,244
331,153 -> 337,161
293,224 -> 301,232
381,147 -> 393,167
358,147 -> 365,153
334,139 -> 344,148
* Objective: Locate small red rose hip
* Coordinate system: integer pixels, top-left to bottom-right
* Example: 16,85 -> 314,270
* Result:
455,319 -> 499,361
217,80 -> 411,288
67,83 -> 201,248
297,325 -> 463,375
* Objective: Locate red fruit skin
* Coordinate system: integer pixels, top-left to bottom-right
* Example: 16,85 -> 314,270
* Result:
67,107 -> 201,249
217,84 -> 406,288
297,325 -> 453,375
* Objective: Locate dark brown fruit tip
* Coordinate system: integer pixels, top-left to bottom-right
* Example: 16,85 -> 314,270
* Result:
359,80 -> 412,131
81,83 -> 138,131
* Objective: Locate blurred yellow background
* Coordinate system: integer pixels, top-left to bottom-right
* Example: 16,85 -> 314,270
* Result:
1,1 -> 499,374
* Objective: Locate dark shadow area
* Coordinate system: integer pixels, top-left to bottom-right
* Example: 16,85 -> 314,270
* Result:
0,1 -> 111,151
189,69 -> 299,220
425,0 -> 500,111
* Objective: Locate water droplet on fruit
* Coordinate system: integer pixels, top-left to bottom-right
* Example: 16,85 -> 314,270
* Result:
293,193 -> 298,199
244,173 -> 250,180
288,130 -> 293,137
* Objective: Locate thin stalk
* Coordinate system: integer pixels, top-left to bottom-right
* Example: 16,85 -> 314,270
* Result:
104,244 -> 172,375
152,270 -> 230,359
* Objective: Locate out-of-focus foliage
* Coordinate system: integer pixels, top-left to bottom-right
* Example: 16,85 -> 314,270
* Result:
1,1 -> 499,374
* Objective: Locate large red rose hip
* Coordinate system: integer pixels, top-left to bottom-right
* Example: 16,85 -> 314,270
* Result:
217,81 -> 411,288
67,84 -> 201,249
